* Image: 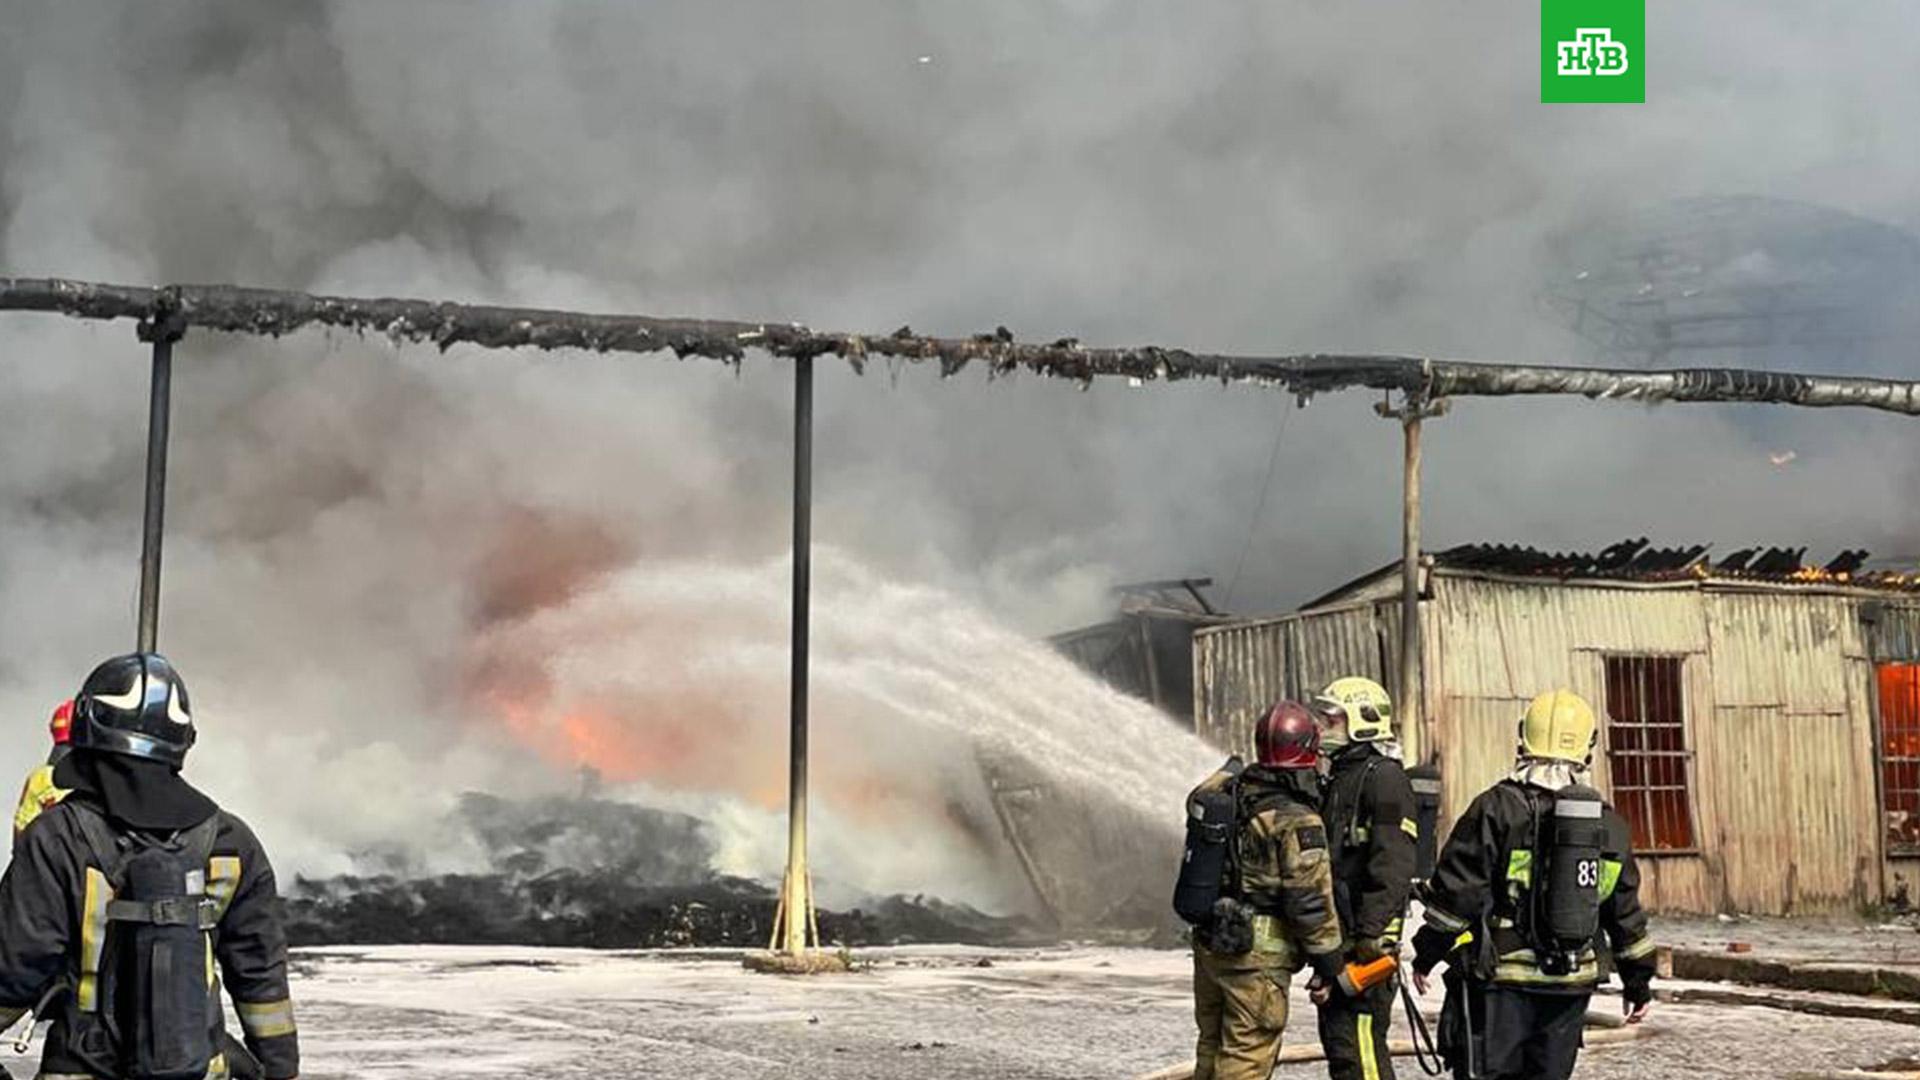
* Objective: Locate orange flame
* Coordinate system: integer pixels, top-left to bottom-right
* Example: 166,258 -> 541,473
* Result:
482,682 -> 694,784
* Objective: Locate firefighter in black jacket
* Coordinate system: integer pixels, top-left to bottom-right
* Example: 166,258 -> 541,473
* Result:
1409,689 -> 1656,1080
1308,677 -> 1416,1080
1182,701 -> 1347,1080
0,654 -> 300,1080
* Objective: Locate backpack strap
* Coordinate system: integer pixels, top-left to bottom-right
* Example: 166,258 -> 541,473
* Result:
65,801 -> 134,887
1348,754 -> 1385,847
105,897 -> 219,930
179,813 -> 222,885
95,814 -> 225,931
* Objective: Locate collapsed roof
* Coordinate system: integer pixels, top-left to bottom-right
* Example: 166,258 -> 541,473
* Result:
1307,537 -> 1920,609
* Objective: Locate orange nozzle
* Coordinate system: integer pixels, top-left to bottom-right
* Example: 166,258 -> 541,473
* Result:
1336,954 -> 1399,996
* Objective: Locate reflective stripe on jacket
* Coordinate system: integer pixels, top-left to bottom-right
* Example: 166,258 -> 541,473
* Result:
0,797 -> 300,1079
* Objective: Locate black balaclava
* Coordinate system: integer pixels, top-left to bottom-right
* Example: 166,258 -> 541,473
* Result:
53,748 -> 218,832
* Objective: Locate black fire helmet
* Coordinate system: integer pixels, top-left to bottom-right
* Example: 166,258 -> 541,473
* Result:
71,652 -> 197,768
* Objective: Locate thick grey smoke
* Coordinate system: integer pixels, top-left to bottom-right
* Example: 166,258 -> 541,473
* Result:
0,2 -> 1916,901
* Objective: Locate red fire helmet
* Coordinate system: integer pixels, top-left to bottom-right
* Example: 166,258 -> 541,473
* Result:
1254,700 -> 1320,769
49,699 -> 74,745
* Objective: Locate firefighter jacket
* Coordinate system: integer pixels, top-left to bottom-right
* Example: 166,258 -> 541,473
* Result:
0,796 -> 300,1079
13,762 -> 70,846
1189,765 -> 1345,977
1320,744 -> 1417,953
1410,779 -> 1657,997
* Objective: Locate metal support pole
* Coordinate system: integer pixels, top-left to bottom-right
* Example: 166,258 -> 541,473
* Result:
1379,391 -> 1446,763
135,312 -> 185,653
779,355 -> 815,956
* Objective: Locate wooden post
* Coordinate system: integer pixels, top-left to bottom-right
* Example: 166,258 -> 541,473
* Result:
1400,404 -> 1423,759
1378,391 -> 1446,761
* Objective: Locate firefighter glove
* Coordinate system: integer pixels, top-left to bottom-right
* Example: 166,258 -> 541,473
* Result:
1622,975 -> 1654,1010
1307,950 -> 1345,991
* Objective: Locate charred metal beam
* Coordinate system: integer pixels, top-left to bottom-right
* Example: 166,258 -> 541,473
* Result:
6,276 -> 1920,414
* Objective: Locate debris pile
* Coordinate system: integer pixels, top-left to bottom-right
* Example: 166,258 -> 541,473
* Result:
283,792 -> 1043,948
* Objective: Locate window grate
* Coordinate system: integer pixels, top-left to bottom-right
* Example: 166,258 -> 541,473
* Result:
1603,655 -> 1696,851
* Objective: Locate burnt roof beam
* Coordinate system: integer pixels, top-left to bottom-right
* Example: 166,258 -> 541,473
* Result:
7,277 -> 1920,416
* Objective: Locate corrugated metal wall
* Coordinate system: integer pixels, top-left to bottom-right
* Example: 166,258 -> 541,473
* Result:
1425,578 -> 1880,915
1866,603 -> 1920,661
1698,593 -> 1874,912
1195,576 -> 1909,915
1427,577 -> 1710,848
1192,604 -> 1394,759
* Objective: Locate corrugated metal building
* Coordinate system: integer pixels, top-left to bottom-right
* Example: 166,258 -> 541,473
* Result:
1192,541 -> 1920,916
1050,579 -> 1232,727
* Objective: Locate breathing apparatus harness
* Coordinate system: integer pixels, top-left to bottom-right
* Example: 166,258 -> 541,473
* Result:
1173,758 -> 1324,954
1323,747 -> 1447,1075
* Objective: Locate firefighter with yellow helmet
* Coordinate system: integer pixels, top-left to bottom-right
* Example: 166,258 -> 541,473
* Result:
1307,677 -> 1417,1080
1409,689 -> 1656,1080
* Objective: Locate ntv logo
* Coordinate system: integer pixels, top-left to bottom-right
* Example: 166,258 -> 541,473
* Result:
1556,28 -> 1629,76
1542,0 -> 1643,102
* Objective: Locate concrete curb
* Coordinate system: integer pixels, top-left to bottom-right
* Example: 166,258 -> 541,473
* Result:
1783,1072 -> 1920,1079
1662,946 -> 1920,1002
1659,984 -> 1920,1027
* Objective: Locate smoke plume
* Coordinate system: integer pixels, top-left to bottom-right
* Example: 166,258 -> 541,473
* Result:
1,2 -> 1917,907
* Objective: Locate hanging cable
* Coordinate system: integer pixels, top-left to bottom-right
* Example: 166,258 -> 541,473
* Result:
1400,972 -> 1445,1075
1223,403 -> 1293,609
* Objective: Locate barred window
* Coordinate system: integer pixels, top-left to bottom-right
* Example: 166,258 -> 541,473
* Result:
1603,655 -> 1696,851
1878,663 -> 1920,854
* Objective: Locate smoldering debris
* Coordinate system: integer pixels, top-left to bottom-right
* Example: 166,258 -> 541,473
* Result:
283,791 -> 1047,948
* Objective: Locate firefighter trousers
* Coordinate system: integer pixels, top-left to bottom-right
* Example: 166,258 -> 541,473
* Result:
1192,946 -> 1298,1080
1316,975 -> 1397,1080
1442,983 -> 1587,1080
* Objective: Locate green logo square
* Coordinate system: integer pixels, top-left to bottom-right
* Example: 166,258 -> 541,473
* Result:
1542,0 -> 1644,103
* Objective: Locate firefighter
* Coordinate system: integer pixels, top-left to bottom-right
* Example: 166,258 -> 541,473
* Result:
1181,700 -> 1346,1080
1308,676 -> 1416,1080
1408,689 -> 1656,1080
13,699 -> 76,844
0,653 -> 300,1080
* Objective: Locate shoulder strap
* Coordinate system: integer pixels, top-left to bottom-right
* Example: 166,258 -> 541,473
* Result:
1356,754 -> 1384,820
65,800 -> 133,886
180,813 -> 222,880
101,814 -> 225,931
1220,775 -> 1246,897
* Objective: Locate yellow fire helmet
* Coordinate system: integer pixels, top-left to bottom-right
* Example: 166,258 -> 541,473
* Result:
1519,689 -> 1598,764
1314,676 -> 1394,743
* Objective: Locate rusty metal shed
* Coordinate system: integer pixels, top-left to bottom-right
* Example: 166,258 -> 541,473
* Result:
1192,540 -> 1920,916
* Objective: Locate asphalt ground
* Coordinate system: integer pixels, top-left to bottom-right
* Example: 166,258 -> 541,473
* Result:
38,944 -> 1898,1080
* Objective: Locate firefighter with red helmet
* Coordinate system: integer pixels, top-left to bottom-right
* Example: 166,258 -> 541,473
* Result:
12,699 -> 75,844
1177,701 -> 1346,1080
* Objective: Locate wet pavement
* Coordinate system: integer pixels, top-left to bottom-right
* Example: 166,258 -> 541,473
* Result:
67,944 -> 1910,1079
